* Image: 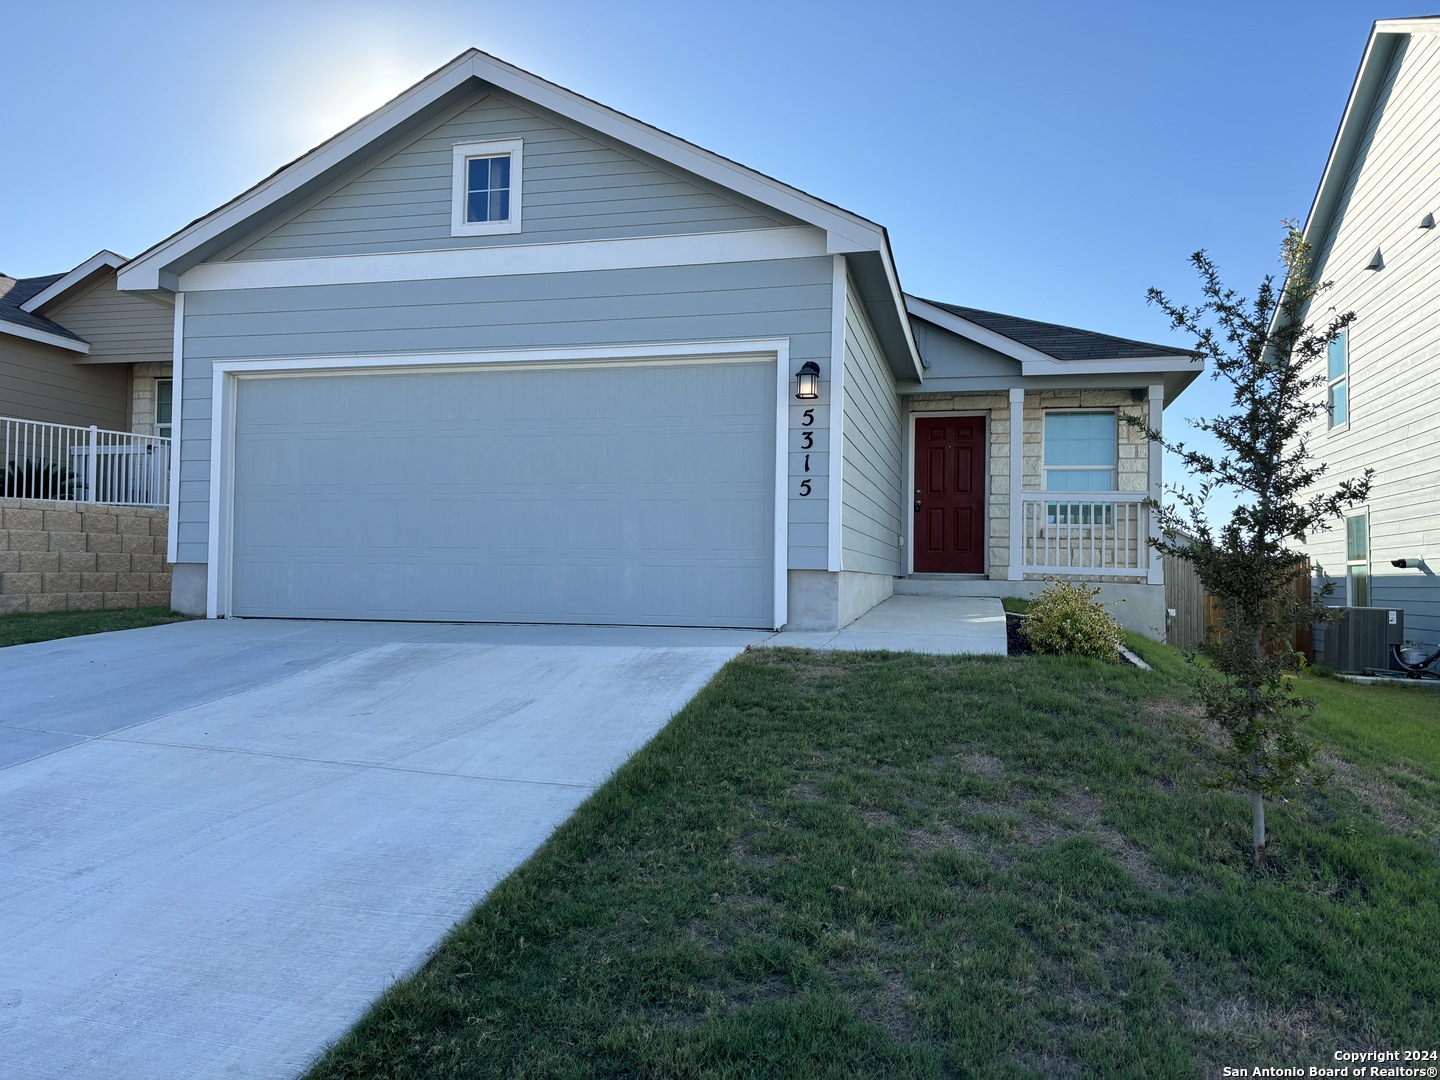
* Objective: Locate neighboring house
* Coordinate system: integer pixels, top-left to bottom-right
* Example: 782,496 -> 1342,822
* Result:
1294,16 -> 1440,654
1,250 -> 175,436
114,50 -> 1200,635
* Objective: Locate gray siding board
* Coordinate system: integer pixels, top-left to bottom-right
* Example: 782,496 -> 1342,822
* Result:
177,257 -> 833,570
1300,32 -> 1440,647
0,336 -> 129,429
44,274 -> 172,363
230,89 -> 793,261
912,320 -> 1021,378
840,275 -> 903,574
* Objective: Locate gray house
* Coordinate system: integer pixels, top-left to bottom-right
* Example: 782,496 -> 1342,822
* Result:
1,250 -> 174,436
1294,16 -> 1440,654
117,50 -> 1200,636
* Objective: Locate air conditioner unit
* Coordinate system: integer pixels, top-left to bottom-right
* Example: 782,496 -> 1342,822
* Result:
1323,607 -> 1404,673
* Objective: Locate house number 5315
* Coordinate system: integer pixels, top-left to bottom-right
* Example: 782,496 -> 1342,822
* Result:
798,408 -> 815,496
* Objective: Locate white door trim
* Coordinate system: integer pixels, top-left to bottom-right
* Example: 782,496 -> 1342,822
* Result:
903,408 -> 991,578
206,339 -> 791,627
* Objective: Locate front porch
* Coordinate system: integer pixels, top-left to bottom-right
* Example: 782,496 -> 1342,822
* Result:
899,384 -> 1169,638
905,386 -> 1164,586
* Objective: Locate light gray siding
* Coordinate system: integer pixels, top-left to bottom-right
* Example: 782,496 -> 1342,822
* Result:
911,319 -> 1021,381
176,256 -> 833,570
44,274 -> 172,365
840,274 -> 902,574
228,89 -> 794,261
0,336 -> 129,429
1302,32 -> 1440,647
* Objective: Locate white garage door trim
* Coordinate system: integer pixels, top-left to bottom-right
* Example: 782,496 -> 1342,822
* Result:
206,338 -> 792,627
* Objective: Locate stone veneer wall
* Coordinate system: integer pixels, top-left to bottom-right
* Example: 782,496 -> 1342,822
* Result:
908,390 -> 1152,581
128,361 -> 173,435
0,497 -> 171,614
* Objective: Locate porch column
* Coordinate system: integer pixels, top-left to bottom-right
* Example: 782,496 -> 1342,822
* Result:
1008,387 -> 1024,581
1147,383 -> 1164,585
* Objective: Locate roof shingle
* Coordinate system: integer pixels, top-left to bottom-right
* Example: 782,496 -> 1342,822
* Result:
914,297 -> 1190,361
0,273 -> 87,343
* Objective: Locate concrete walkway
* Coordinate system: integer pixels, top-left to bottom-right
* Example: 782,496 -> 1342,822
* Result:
0,618 -> 765,1080
762,594 -> 1008,654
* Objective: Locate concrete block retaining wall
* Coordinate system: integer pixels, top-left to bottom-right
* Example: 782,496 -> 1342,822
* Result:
0,497 -> 171,615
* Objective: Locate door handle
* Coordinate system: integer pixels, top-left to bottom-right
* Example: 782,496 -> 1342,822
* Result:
914,499 -> 922,512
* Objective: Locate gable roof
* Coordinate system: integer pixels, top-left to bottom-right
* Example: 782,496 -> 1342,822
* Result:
905,295 -> 1202,401
116,49 -> 921,380
0,272 -> 90,353
912,298 -> 1189,362
19,250 -> 126,314
1300,17 -> 1440,259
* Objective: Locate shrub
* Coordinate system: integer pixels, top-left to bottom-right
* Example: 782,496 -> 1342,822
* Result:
4,458 -> 78,500
1023,579 -> 1124,661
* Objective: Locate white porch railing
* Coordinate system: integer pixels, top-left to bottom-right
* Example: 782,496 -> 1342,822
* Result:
1020,491 -> 1149,576
2,416 -> 171,508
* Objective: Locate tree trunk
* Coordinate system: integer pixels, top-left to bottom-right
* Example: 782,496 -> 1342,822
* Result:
1249,750 -> 1266,864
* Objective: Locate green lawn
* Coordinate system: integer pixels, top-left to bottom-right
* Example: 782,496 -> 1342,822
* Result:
308,640 -> 1439,1079
0,605 -> 192,647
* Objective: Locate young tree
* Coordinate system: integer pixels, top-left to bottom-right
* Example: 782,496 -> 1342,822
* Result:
1140,225 -> 1372,864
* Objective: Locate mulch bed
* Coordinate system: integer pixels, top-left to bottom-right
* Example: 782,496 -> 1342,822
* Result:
1005,613 -> 1034,656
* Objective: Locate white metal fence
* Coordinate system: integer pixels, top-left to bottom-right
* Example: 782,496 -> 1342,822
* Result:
1020,491 -> 1149,576
1,416 -> 171,507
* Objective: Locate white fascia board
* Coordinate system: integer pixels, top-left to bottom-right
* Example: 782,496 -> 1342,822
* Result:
1019,355 -> 1205,377
905,296 -> 1059,367
905,295 -> 1197,377
875,233 -> 923,380
465,53 -> 885,252
19,250 -> 127,313
120,53 -> 482,294
0,321 -> 90,353
1373,17 -> 1440,33
1297,21 -> 1440,256
121,50 -> 886,296
178,227 -> 827,292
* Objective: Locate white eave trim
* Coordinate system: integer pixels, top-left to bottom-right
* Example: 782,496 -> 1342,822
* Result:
19,250 -> 126,313
907,296 -> 1060,367
1301,18 -> 1440,254
119,50 -> 886,294
0,321 -> 90,353
905,295 -> 1198,376
177,227 -> 828,292
1020,355 -> 1205,377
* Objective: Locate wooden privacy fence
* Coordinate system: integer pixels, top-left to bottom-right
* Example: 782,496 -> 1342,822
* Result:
1163,552 -> 1313,661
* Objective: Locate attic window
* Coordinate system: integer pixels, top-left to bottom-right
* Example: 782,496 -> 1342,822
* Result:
451,139 -> 523,236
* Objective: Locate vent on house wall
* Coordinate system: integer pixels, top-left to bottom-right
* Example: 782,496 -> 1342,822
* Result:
1366,248 -> 1385,270
1420,212 -> 1436,229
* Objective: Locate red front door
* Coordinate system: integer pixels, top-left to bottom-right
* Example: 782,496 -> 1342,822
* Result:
914,416 -> 986,573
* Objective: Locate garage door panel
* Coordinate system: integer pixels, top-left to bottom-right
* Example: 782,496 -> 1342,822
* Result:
229,362 -> 775,627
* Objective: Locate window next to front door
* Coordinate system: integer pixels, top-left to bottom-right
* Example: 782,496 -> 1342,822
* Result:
1043,410 -> 1117,525
913,416 -> 986,573
156,378 -> 173,440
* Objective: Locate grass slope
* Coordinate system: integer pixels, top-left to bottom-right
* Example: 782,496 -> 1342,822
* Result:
310,642 -> 1439,1078
0,605 -> 190,647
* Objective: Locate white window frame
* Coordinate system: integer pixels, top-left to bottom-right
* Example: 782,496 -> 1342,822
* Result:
155,377 -> 173,441
1327,330 -> 1349,432
1042,409 -> 1117,525
1345,510 -> 1369,607
450,138 -> 524,237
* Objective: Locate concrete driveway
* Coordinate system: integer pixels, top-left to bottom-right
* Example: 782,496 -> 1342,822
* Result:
0,618 -> 765,1080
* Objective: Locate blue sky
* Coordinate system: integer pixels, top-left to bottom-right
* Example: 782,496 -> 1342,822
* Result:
0,0 -> 1418,516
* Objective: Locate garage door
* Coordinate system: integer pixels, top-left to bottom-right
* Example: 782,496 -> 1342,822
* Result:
228,360 -> 777,627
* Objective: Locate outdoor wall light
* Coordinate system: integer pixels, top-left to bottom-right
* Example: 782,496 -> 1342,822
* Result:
794,361 -> 821,400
